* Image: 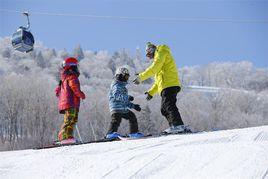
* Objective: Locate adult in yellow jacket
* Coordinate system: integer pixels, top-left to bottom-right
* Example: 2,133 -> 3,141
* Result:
133,42 -> 189,134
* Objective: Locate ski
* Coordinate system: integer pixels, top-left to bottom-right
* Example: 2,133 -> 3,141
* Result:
34,134 -> 154,149
117,132 -> 197,141
118,134 -> 153,141
160,131 -> 193,136
33,137 -> 121,150
33,131 -> 201,150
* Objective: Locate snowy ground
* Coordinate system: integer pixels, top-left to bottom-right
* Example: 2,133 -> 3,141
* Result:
1,126 -> 268,179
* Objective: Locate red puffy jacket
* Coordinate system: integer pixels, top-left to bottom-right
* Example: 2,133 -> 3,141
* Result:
55,69 -> 85,113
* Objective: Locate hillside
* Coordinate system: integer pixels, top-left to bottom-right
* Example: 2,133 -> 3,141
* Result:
1,126 -> 268,179
1,37 -> 268,150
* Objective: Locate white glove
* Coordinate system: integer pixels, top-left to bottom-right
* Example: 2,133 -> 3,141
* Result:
133,75 -> 141,85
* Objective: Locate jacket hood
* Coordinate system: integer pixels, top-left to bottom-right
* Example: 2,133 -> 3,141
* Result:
157,45 -> 170,53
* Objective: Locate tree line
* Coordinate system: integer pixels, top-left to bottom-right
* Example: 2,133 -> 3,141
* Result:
0,37 -> 268,151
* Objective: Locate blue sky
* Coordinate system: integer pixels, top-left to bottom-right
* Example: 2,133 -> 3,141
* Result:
1,0 -> 268,67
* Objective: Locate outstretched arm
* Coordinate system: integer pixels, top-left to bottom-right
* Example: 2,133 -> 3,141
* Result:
147,82 -> 158,96
139,49 -> 167,81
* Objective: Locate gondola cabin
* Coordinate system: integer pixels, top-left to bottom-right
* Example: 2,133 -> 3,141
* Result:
11,27 -> 34,53
11,12 -> 34,53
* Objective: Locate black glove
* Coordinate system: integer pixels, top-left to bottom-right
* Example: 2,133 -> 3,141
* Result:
133,104 -> 141,112
145,92 -> 153,101
129,95 -> 134,101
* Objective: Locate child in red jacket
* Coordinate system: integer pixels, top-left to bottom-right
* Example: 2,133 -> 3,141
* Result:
55,57 -> 85,144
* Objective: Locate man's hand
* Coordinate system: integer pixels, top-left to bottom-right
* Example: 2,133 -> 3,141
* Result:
133,104 -> 141,112
145,92 -> 153,101
133,74 -> 141,85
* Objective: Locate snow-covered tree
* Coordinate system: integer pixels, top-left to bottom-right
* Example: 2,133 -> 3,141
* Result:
73,44 -> 84,61
0,37 -> 268,151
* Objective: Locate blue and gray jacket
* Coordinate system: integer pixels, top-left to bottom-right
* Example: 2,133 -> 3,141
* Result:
108,80 -> 134,113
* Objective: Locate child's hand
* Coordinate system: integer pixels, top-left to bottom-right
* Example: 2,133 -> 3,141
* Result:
55,86 -> 61,97
81,92 -> 86,100
129,95 -> 134,101
133,104 -> 141,112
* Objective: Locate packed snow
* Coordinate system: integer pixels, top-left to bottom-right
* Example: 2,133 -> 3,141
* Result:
1,126 -> 268,179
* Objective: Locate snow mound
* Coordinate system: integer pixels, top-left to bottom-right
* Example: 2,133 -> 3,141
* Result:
1,126 -> 268,179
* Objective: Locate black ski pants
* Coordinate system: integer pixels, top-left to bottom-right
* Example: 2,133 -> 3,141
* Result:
107,110 -> 138,134
161,86 -> 184,127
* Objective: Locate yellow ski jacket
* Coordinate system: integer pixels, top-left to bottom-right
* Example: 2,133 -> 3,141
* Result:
139,45 -> 181,96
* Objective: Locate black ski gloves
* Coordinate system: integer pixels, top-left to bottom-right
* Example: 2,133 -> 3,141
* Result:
133,104 -> 141,112
145,92 -> 153,101
129,95 -> 134,101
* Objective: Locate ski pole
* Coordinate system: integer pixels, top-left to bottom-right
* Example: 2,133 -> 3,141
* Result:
82,100 -> 97,140
75,125 -> 83,143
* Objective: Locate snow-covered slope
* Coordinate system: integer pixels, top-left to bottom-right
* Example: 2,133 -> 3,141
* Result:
1,126 -> 268,179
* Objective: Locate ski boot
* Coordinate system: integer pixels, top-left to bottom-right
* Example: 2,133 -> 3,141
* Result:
106,132 -> 121,139
59,137 -> 77,145
184,125 -> 192,133
128,132 -> 144,138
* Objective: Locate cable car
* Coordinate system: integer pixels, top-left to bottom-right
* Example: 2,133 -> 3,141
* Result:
11,12 -> 34,53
